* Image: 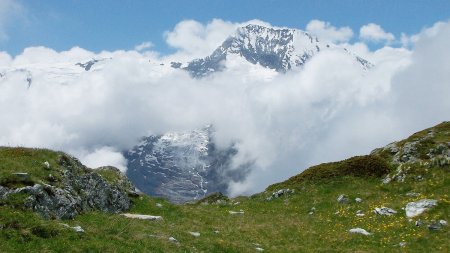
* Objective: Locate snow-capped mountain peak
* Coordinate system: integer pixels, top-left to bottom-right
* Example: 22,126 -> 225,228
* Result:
182,24 -> 372,77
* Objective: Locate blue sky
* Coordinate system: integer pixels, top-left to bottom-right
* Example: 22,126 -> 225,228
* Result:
1,0 -> 450,55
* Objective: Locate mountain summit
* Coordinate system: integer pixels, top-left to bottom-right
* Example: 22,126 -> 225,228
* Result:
180,24 -> 373,77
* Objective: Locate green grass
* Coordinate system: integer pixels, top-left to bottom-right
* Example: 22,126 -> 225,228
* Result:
267,155 -> 391,191
0,122 -> 449,252
0,147 -> 62,188
1,165 -> 448,252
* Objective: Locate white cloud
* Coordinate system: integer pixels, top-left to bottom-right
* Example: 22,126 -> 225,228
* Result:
163,18 -> 272,61
400,21 -> 447,48
0,0 -> 24,41
134,41 -> 153,52
1,19 -> 449,198
306,20 -> 353,43
80,146 -> 128,172
360,23 -> 395,42
164,19 -> 237,60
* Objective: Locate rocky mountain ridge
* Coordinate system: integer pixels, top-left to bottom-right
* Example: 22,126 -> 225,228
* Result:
125,126 -> 251,203
180,24 -> 373,77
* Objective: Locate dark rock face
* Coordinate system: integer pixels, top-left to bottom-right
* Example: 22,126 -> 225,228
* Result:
183,24 -> 373,78
75,59 -> 99,71
0,155 -> 135,219
125,127 -> 251,203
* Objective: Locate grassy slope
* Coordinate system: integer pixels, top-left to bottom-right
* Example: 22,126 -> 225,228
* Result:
1,123 -> 449,252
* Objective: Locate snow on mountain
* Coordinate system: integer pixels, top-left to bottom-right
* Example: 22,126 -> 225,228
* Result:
125,126 -> 251,203
0,58 -> 110,87
182,24 -> 373,78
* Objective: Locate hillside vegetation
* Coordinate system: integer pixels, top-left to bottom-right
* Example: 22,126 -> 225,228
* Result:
0,122 -> 449,252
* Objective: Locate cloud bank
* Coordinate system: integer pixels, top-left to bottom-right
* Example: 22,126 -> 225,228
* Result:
1,19 -> 449,196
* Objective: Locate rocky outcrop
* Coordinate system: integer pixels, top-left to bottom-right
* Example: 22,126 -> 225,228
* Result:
0,154 -> 136,219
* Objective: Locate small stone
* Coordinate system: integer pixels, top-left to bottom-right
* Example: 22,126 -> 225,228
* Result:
169,236 -> 177,242
382,176 -> 392,184
189,231 -> 200,237
428,221 -> 443,231
415,220 -> 423,227
355,197 -> 363,203
229,210 -> 244,215
12,172 -> 30,181
156,203 -> 163,208
405,199 -> 437,217
356,210 -> 365,217
121,213 -> 163,220
60,223 -> 84,233
255,247 -> 264,252
337,194 -> 349,204
374,207 -> 397,216
405,192 -> 420,197
399,242 -> 407,247
43,161 -> 51,169
439,220 -> 447,226
72,225 -> 85,233
349,228 -> 371,236
214,230 -> 220,234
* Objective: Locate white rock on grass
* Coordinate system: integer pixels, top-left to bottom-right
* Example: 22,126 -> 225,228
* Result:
349,228 -> 371,236
156,203 -> 163,208
356,210 -> 365,217
405,199 -> 437,217
374,207 -> 397,216
60,223 -> 85,233
405,192 -> 420,197
43,161 -> 50,169
255,247 -> 264,252
229,210 -> 244,215
382,175 -> 392,184
337,194 -> 349,204
121,213 -> 162,220
168,236 -> 177,242
189,231 -> 200,237
355,197 -> 363,203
